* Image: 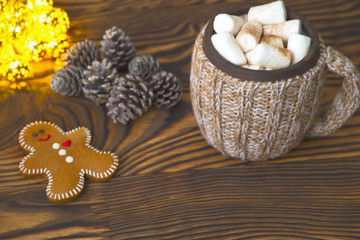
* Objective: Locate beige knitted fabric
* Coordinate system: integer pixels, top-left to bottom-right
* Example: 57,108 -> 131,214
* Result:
190,27 -> 360,161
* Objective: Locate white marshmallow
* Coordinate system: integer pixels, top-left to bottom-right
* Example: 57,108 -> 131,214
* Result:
236,21 -> 262,52
263,19 -> 302,42
211,32 -> 247,65
241,64 -> 264,70
242,14 -> 248,23
260,34 -> 284,48
213,13 -> 246,35
245,50 -> 254,63
287,33 -> 311,64
246,43 -> 291,69
248,0 -> 287,25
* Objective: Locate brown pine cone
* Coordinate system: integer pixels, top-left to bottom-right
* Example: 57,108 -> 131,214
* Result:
50,66 -> 84,96
82,59 -> 117,105
149,71 -> 183,109
101,26 -> 136,70
128,54 -> 160,82
64,39 -> 100,69
106,74 -> 153,124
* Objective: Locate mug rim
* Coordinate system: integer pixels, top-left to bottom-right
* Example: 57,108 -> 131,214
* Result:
203,3 -> 320,82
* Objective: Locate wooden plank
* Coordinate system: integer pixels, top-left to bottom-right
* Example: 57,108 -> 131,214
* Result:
0,182 -> 107,239
93,157 -> 360,239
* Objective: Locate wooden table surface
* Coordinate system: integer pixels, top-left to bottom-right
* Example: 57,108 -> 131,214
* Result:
1,0 -> 360,239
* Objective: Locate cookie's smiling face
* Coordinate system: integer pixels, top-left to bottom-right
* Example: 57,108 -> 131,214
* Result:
20,123 -> 63,151
31,128 -> 51,141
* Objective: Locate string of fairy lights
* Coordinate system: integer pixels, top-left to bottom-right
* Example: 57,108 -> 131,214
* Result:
0,0 -> 70,89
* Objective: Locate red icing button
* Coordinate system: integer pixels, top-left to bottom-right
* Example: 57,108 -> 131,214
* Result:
62,140 -> 71,147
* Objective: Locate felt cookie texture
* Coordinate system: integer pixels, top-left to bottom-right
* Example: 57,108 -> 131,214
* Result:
18,121 -> 119,203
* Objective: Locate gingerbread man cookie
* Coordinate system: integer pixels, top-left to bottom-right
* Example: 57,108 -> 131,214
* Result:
18,121 -> 119,203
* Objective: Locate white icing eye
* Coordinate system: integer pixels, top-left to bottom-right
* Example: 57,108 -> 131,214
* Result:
65,156 -> 74,163
52,143 -> 60,150
59,149 -> 66,156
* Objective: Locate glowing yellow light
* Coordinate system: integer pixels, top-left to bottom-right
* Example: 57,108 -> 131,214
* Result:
0,0 -> 7,11
27,1 -> 33,9
0,0 -> 70,88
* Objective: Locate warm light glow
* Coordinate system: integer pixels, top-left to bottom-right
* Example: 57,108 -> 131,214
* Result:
0,0 -> 70,89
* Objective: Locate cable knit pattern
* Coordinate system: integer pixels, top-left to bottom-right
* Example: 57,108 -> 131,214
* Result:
307,47 -> 360,137
190,26 -> 360,161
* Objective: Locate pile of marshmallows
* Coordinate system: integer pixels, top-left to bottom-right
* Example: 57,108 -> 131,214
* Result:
211,0 -> 311,70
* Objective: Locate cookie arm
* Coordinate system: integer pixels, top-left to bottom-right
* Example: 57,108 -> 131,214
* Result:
65,127 -> 118,181
19,151 -> 49,177
82,147 -> 119,181
64,127 -> 92,145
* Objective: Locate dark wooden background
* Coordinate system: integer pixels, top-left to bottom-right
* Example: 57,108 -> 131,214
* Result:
1,0 -> 360,239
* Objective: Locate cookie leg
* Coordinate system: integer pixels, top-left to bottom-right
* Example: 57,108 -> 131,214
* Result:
46,168 -> 85,203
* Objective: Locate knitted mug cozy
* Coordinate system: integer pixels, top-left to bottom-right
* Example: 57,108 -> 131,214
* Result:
190,7 -> 360,161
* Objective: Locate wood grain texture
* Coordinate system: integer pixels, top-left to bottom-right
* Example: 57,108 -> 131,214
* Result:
94,158 -> 360,239
1,0 -> 360,239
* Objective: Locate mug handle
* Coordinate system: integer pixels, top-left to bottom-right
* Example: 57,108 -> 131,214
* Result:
307,46 -> 360,137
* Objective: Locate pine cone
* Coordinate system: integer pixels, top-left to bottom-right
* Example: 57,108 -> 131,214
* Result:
82,59 -> 117,105
149,71 -> 183,109
64,39 -> 100,69
50,66 -> 84,96
106,74 -> 153,124
101,26 -> 136,70
128,54 -> 160,82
